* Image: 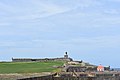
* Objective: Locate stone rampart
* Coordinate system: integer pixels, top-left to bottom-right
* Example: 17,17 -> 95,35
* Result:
17,72 -> 120,80
12,57 -> 73,62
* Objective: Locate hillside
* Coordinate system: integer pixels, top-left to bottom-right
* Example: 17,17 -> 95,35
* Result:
0,61 -> 64,73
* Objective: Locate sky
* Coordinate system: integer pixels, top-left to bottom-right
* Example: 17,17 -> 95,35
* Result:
0,0 -> 120,68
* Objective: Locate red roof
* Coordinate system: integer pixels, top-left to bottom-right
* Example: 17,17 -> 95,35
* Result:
97,65 -> 104,69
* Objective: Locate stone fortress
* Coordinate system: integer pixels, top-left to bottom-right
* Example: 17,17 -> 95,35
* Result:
12,52 -> 120,80
12,52 -> 73,62
12,52 -> 110,72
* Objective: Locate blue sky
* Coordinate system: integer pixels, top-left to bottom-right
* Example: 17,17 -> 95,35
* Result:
0,0 -> 120,68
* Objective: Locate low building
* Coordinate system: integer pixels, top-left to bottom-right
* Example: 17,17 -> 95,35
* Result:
97,64 -> 104,72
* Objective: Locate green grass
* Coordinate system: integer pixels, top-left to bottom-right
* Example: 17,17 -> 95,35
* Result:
0,61 -> 64,73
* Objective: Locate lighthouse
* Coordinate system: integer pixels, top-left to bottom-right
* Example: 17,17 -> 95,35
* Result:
64,52 -> 68,58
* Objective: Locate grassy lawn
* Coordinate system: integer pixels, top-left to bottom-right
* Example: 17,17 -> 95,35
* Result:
0,61 -> 64,73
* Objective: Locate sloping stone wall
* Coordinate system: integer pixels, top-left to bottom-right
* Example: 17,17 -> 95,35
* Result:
17,72 -> 120,80
17,76 -> 120,80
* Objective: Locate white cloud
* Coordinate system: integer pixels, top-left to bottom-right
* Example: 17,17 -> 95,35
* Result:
0,41 -> 16,47
0,0 -> 102,21
104,9 -> 120,14
61,35 -> 120,48
0,22 -> 11,26
108,0 -> 120,2
0,1 -> 73,22
0,2 -> 14,12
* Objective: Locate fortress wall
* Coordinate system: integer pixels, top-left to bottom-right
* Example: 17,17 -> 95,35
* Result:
12,52 -> 73,62
12,59 -> 32,62
17,72 -> 120,80
17,75 -> 120,80
12,58 -> 72,62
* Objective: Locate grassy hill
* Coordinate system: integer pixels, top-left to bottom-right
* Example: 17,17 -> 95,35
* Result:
0,61 -> 64,73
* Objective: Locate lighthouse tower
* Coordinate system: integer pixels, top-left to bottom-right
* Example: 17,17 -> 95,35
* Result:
64,52 -> 68,58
